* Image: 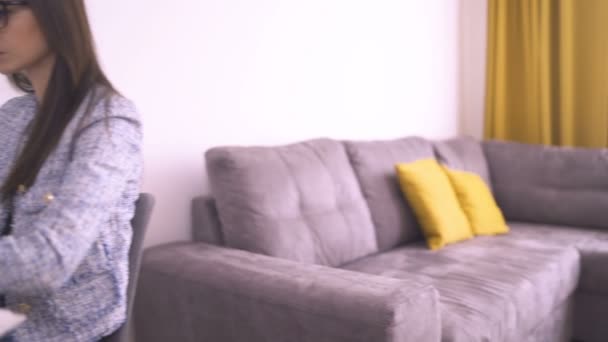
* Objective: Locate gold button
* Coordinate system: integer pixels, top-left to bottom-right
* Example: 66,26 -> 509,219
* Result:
14,303 -> 31,315
17,184 -> 26,194
44,193 -> 55,204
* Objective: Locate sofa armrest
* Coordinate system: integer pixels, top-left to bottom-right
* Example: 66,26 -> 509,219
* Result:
134,243 -> 440,342
483,140 -> 608,229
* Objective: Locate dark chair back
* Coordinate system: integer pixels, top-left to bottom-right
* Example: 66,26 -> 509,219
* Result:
101,193 -> 155,342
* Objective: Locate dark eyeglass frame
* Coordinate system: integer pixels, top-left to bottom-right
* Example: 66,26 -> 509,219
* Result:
0,0 -> 28,30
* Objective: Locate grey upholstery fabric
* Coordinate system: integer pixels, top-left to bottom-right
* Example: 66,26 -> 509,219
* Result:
507,222 -> 607,247
434,136 -> 492,187
506,223 -> 608,342
134,242 -> 441,342
344,137 -> 434,251
574,293 -> 608,342
342,234 -> 580,342
577,240 -> 608,296
102,193 -> 155,342
483,141 -> 608,229
191,196 -> 224,245
206,138 -> 378,266
507,222 -> 608,296
526,296 -> 573,342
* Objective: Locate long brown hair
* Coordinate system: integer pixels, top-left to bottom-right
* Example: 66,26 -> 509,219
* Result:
1,0 -> 116,200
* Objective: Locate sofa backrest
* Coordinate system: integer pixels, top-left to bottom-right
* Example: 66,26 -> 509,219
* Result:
483,140 -> 608,229
198,136 -> 493,260
205,138 -> 379,267
344,137 -> 434,251
434,136 -> 493,189
192,196 -> 224,245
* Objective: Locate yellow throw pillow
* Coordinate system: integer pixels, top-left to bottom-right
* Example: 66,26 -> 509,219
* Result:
395,159 -> 473,250
443,168 -> 509,236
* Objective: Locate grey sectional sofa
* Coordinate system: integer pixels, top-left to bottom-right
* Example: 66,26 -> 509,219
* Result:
134,136 -> 608,342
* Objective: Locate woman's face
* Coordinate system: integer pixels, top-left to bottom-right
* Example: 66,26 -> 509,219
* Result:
0,2 -> 52,75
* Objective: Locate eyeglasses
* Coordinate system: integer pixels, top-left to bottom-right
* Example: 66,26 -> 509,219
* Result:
0,1 -> 28,30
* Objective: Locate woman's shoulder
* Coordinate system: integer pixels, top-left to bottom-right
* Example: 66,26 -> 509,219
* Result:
0,94 -> 37,130
0,93 -> 36,115
79,87 -> 141,126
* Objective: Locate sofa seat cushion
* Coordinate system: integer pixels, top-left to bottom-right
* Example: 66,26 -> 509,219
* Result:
508,222 -> 608,296
342,235 -> 580,342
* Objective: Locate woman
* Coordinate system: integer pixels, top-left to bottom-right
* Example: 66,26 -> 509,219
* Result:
0,1 -> 143,341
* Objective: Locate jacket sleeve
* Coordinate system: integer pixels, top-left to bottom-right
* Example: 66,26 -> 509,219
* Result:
0,107 -> 143,296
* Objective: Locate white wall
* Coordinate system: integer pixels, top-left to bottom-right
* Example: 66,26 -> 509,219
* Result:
1,1 -> 473,247
0,78 -> 17,102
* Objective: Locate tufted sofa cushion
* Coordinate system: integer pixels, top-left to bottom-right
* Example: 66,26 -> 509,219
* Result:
434,136 -> 492,188
205,138 -> 378,267
344,137 -> 434,251
483,141 -> 608,229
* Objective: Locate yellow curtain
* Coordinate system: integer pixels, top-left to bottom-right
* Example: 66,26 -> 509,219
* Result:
485,0 -> 608,148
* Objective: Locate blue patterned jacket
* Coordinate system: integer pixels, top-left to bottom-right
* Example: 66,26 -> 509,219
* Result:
0,91 -> 143,341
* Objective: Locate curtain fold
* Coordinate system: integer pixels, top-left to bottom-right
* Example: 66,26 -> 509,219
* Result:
485,0 -> 608,148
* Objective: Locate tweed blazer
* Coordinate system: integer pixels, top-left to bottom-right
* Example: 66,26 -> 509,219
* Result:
0,90 -> 143,341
